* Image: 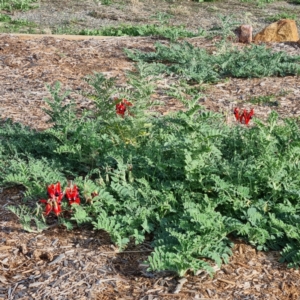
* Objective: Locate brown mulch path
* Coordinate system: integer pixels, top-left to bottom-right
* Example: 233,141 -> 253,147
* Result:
1,33 -> 300,299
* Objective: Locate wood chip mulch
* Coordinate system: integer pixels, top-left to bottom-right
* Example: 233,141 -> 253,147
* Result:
1,34 -> 300,300
1,188 -> 300,299
1,34 -> 300,130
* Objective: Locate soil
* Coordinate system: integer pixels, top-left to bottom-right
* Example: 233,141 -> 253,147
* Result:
1,0 -> 300,299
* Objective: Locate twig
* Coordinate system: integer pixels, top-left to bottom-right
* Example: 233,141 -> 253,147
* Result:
174,278 -> 187,294
235,261 -> 249,268
48,253 -> 65,265
22,268 -> 35,274
217,278 -> 235,285
8,283 -> 18,300
0,246 -> 12,251
10,261 -> 34,271
97,277 -> 127,284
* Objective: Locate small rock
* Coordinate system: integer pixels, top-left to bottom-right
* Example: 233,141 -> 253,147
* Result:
236,25 -> 253,43
20,244 -> 28,255
254,19 -> 299,42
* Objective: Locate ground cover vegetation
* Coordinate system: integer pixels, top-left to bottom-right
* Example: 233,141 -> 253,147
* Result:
0,0 -> 38,11
1,0 -> 300,36
3,0 -> 300,279
125,42 -> 300,82
77,24 -> 206,42
265,11 -> 297,21
51,4 -> 209,40
3,38 -> 300,276
0,13 -> 36,33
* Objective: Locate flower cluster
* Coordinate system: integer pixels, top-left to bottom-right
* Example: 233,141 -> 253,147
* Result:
115,98 -> 133,117
40,182 -> 80,216
234,108 -> 254,125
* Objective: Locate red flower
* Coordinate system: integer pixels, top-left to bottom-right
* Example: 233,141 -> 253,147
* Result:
234,107 -> 240,121
40,181 -> 81,216
40,199 -> 61,216
52,201 -> 62,215
65,184 -> 80,205
45,203 -> 52,215
40,200 -> 52,216
122,99 -> 133,107
47,182 -> 63,204
243,109 -> 254,125
116,102 -> 127,116
233,108 -> 254,125
40,182 -> 63,216
115,98 -> 133,117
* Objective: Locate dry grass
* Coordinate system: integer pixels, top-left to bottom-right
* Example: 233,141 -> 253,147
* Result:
129,0 -> 143,15
130,0 -> 142,7
169,4 -> 191,16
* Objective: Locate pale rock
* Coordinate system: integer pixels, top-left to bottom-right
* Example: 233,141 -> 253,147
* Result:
244,281 -> 251,289
254,19 -> 299,42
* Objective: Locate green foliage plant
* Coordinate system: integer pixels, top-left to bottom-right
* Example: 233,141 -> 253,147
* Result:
151,12 -> 173,25
79,24 -> 206,42
0,0 -> 38,11
0,13 -> 37,33
4,67 -> 300,277
0,13 -> 10,22
207,14 -> 240,46
249,95 -> 279,107
266,12 -> 297,22
125,41 -> 300,83
101,0 -> 112,4
240,0 -> 276,8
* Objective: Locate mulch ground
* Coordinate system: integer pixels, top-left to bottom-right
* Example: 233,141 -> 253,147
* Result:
1,187 -> 300,299
1,33 -> 300,299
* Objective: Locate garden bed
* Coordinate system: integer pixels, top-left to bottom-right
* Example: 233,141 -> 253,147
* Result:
1,0 -> 300,299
